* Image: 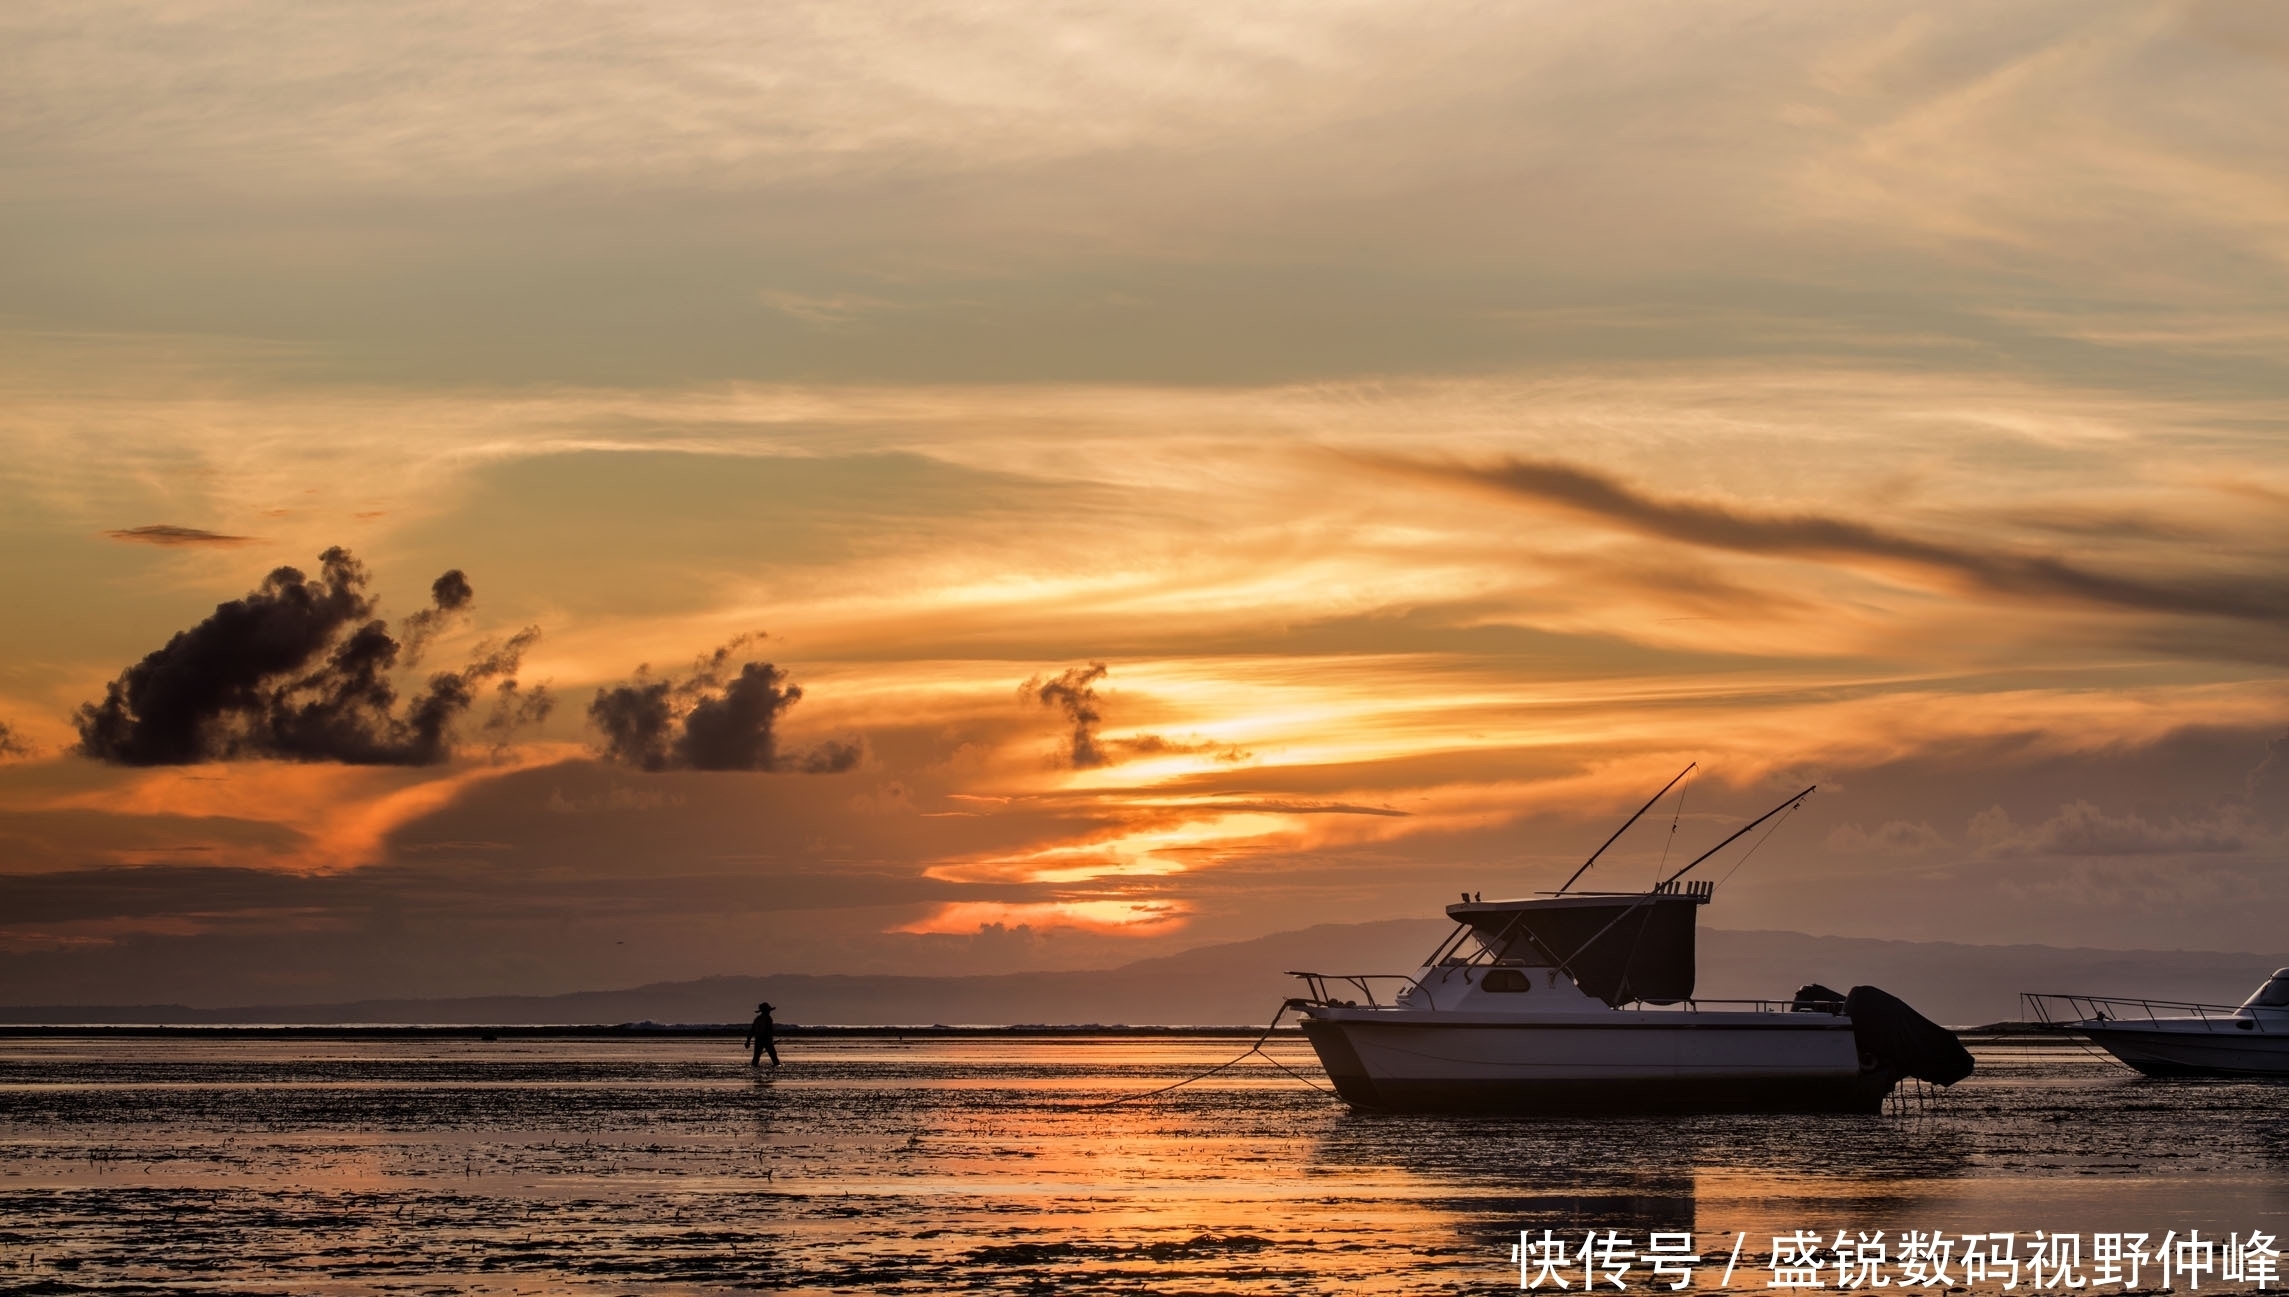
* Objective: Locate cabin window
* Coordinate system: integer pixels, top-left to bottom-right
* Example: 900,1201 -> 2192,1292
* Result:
2246,978 -> 2289,1008
1481,968 -> 1533,993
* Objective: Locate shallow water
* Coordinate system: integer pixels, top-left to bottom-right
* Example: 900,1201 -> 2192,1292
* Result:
4,1034 -> 2287,1294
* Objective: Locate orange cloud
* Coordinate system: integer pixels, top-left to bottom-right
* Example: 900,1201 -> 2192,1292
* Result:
19,744 -> 586,874
893,898 -> 1193,937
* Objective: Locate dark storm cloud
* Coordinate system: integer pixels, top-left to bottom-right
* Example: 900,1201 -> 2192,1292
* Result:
1025,662 -> 1109,768
1408,457 -> 2289,624
75,548 -> 544,766
1019,664 -> 1222,768
1108,733 -> 1251,764
0,721 -> 27,759
101,524 -> 257,547
587,680 -> 677,769
794,738 -> 865,774
481,678 -> 556,750
588,638 -> 857,773
396,568 -> 473,665
679,663 -> 799,770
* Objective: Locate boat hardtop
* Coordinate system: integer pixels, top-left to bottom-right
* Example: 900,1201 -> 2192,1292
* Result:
1434,880 -> 1714,1007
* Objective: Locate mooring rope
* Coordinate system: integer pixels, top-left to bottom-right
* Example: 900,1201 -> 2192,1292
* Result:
1054,1002 -> 1335,1109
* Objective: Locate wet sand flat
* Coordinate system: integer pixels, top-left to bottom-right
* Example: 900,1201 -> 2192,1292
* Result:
4,1035 -> 2288,1294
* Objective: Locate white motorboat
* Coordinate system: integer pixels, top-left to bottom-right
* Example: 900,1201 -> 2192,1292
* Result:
2025,971 -> 2289,1078
1288,779 -> 1973,1115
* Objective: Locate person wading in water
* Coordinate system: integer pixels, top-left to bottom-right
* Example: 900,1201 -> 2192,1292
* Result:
745,1002 -> 779,1068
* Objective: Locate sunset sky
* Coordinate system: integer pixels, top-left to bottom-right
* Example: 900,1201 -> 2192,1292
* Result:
4,0 -> 2286,1008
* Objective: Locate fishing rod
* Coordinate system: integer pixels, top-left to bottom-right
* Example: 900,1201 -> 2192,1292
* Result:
1555,762 -> 1698,895
1656,784 -> 1815,889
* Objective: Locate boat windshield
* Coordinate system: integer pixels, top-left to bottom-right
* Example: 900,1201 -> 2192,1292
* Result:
2242,975 -> 2289,1009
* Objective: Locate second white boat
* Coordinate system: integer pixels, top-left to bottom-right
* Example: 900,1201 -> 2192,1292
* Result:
2026,971 -> 2289,1078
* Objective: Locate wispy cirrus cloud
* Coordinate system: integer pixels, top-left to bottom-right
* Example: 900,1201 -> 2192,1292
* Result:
1396,456 -> 2289,625
1970,799 -> 2250,858
102,524 -> 256,547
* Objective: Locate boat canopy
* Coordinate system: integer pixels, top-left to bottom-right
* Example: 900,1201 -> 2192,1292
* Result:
1446,881 -> 1713,1007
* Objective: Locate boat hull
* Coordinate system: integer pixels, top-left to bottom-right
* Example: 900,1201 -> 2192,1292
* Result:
1300,1013 -> 1892,1114
2079,1024 -> 2289,1079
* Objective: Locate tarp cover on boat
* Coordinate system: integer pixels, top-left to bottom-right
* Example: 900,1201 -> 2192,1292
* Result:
1450,894 -> 1704,1007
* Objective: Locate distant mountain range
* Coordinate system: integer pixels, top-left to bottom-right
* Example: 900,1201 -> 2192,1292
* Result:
7,922 -> 2282,1029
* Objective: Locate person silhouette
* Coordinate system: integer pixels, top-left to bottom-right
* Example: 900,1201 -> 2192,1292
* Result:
745,1002 -> 779,1068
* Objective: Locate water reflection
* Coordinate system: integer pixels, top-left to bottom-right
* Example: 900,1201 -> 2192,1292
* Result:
1308,1104 -> 1978,1265
0,1034 -> 2282,1294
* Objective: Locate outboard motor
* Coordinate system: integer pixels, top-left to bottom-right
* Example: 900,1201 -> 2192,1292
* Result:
1845,985 -> 1974,1086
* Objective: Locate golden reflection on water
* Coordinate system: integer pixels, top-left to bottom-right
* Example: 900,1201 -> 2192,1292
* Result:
3,1035 -> 2287,1293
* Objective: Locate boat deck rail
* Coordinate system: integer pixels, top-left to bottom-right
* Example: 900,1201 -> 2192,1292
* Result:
2023,992 -> 2270,1032
1629,997 -> 1844,1015
1285,972 -> 1423,1007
